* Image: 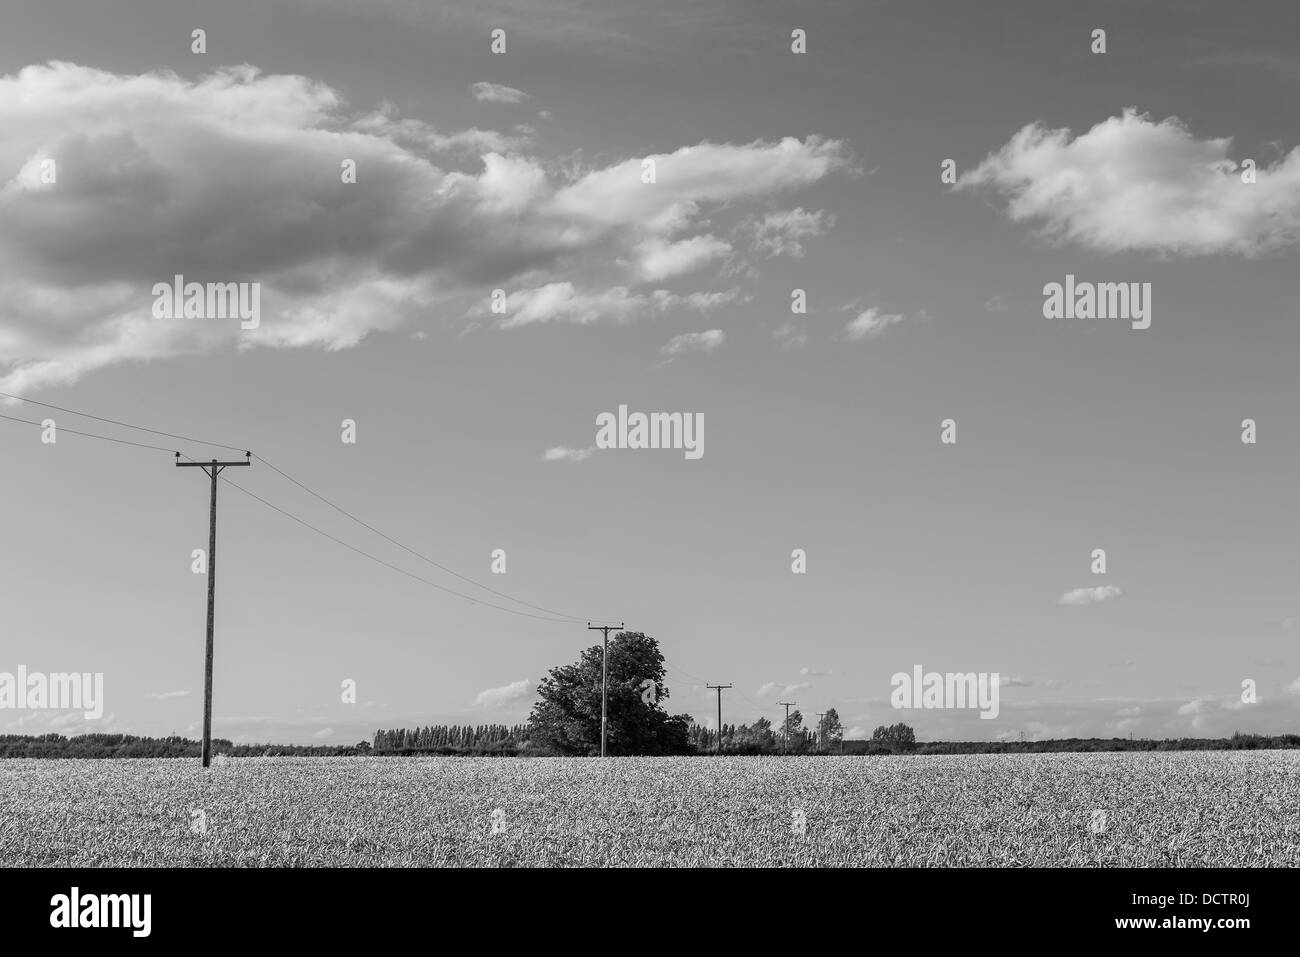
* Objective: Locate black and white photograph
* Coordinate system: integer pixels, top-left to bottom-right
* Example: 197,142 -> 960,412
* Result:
0,0 -> 1296,939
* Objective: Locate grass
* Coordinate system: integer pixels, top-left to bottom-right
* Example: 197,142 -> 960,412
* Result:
2,750 -> 1297,867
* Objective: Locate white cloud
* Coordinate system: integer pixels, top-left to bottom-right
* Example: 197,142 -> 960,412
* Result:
313,727 -> 335,739
1287,676 -> 1300,694
542,445 -> 594,463
756,681 -> 810,698
0,62 -> 849,392
661,329 -> 724,357
635,234 -> 731,281
740,207 -> 833,258
799,667 -> 830,677
494,283 -> 742,329
844,308 -> 908,340
773,321 -> 807,348
475,679 -> 534,708
470,82 -> 530,104
958,108 -> 1300,256
1058,585 -> 1125,606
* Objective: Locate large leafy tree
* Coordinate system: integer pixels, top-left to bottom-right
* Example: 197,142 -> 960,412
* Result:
527,631 -> 692,755
871,722 -> 917,753
816,708 -> 843,750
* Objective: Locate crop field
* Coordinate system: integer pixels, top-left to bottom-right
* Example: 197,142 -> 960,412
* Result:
2,751 -> 1297,867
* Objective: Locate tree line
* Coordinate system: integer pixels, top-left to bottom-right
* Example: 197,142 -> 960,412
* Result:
372,724 -> 527,754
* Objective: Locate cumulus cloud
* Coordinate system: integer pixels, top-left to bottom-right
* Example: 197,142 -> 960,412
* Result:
756,681 -> 810,698
0,62 -> 849,391
739,207 -> 833,258
844,308 -> 909,340
470,81 -> 529,104
313,727 -> 335,739
957,108 -> 1300,256
661,329 -> 724,357
1058,585 -> 1125,606
542,445 -> 594,463
475,679 -> 534,708
635,234 -> 732,281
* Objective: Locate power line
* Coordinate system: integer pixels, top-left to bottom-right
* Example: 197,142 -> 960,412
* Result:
0,411 -> 181,455
1,388 -> 616,624
0,391 -> 245,454
252,453 -> 615,625
214,470 -> 582,623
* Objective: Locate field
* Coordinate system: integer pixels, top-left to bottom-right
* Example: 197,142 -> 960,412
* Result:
2,751 -> 1298,867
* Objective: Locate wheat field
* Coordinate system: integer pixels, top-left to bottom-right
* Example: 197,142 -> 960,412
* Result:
2,751 -> 1297,867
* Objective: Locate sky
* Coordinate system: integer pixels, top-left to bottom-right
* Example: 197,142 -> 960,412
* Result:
1,0 -> 1298,744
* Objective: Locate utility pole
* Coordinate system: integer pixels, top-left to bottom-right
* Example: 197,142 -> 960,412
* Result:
587,622 -> 624,757
777,701 -> 796,754
816,712 -> 826,751
175,453 -> 251,768
706,683 -> 731,754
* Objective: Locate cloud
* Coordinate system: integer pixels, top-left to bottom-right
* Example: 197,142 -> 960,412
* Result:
635,234 -> 732,281
1058,585 -> 1125,606
542,445 -> 594,463
470,81 -> 529,104
738,207 -> 833,258
313,727 -> 335,739
844,308 -> 908,340
845,725 -> 868,738
490,283 -> 742,329
957,108 -> 1300,256
773,321 -> 807,348
756,681 -> 810,698
799,667 -> 830,677
0,62 -> 848,392
475,679 -> 534,708
997,676 -> 1032,688
144,690 -> 191,699
661,329 -> 724,357
1288,676 -> 1300,694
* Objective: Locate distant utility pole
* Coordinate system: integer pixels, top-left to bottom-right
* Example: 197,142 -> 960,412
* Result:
587,622 -> 624,757
175,453 -> 251,768
778,701 -> 796,754
816,712 -> 826,751
707,684 -> 731,754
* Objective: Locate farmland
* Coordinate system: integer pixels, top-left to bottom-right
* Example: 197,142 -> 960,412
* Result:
2,751 -> 1297,867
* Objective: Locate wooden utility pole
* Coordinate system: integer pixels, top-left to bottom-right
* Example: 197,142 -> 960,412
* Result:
816,712 -> 827,751
587,622 -> 624,757
777,701 -> 796,754
176,453 -> 250,767
706,683 -> 731,754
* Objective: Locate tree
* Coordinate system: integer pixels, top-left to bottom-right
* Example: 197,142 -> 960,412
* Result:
527,631 -> 692,755
871,722 -> 916,753
816,708 -> 843,751
782,709 -> 805,752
